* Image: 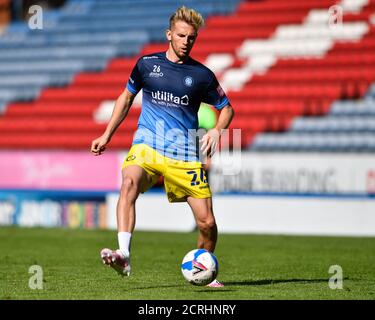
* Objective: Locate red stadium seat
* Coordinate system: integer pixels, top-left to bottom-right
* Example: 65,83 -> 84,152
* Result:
1,0 -> 375,150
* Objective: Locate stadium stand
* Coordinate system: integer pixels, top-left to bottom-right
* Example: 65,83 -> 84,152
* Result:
242,0 -> 375,151
0,0 -> 374,152
0,0 -> 240,149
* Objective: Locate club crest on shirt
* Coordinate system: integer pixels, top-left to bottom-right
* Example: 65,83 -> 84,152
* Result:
183,76 -> 194,87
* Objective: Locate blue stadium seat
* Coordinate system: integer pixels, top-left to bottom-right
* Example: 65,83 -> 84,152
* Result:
0,74 -> 73,88
329,99 -> 375,116
251,132 -> 375,152
0,88 -> 41,102
366,83 -> 375,98
0,0 -> 242,107
290,116 -> 375,133
0,59 -> 106,75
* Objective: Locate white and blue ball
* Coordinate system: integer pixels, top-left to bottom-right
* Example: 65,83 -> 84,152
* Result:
181,249 -> 219,286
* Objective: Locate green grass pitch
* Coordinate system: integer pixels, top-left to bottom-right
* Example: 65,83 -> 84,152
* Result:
1,226 -> 374,300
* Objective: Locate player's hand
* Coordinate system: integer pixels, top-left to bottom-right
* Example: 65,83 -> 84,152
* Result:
200,128 -> 220,157
91,135 -> 110,156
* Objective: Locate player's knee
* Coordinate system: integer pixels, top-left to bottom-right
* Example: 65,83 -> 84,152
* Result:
197,217 -> 216,233
120,177 -> 138,200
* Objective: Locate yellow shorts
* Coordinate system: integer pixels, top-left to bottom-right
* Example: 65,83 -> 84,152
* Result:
122,144 -> 212,203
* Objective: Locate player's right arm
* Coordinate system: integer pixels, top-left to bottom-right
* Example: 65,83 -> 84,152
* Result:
91,87 -> 136,156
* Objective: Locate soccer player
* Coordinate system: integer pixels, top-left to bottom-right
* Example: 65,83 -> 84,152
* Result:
91,6 -> 234,287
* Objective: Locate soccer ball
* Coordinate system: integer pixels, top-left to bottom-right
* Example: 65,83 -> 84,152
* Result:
181,249 -> 219,286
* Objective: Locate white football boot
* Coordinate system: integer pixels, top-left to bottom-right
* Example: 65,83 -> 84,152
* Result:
100,248 -> 131,276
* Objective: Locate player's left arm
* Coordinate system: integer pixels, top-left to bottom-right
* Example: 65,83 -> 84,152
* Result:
201,104 -> 234,156
214,104 -> 235,132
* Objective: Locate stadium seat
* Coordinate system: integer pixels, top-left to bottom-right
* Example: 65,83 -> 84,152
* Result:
0,0 -> 242,149
1,0 -> 375,152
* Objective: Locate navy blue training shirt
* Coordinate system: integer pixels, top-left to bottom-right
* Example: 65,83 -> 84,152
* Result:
126,52 -> 230,162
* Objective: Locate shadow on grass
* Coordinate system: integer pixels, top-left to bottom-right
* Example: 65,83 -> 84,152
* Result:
224,277 -> 349,286
196,289 -> 236,293
123,277 -> 350,292
125,284 -> 235,293
125,284 -> 185,291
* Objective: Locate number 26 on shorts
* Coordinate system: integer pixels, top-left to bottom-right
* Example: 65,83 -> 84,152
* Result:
186,169 -> 208,186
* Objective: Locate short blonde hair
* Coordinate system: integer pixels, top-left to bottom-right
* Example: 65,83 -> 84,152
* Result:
169,6 -> 205,32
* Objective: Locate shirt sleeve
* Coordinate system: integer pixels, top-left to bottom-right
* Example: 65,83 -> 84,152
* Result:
202,73 -> 230,110
126,58 -> 144,94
